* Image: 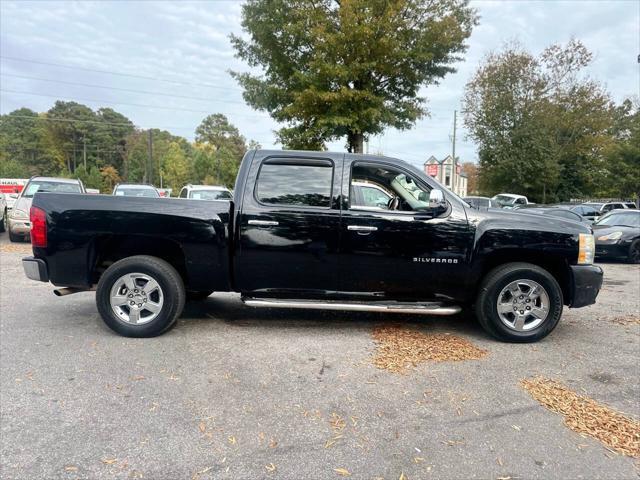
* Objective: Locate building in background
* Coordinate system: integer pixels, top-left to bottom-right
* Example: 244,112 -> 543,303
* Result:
423,155 -> 467,197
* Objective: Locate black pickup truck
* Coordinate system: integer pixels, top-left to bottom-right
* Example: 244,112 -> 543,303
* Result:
22,150 -> 603,342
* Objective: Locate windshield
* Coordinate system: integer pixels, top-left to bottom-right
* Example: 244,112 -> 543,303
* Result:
595,212 -> 640,227
23,181 -> 81,198
189,189 -> 232,200
491,195 -> 517,207
115,187 -> 159,198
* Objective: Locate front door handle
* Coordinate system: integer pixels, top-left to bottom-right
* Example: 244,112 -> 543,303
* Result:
347,225 -> 378,232
248,220 -> 279,226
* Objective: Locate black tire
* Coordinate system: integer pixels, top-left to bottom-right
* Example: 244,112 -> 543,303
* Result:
96,255 -> 185,338
629,240 -> 640,264
8,228 -> 23,242
0,209 -> 6,233
475,262 -> 563,343
186,290 -> 214,301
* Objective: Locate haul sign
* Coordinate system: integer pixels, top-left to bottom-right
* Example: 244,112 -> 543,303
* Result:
0,178 -> 28,194
426,164 -> 438,177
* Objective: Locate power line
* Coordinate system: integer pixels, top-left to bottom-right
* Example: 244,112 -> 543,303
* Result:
0,55 -> 243,91
0,113 -> 205,132
1,89 -> 272,119
1,73 -> 247,98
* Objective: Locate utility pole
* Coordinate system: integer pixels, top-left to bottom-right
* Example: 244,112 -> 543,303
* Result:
451,110 -> 457,194
83,137 -> 87,170
147,130 -> 154,185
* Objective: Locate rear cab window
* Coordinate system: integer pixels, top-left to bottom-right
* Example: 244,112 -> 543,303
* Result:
255,159 -> 334,208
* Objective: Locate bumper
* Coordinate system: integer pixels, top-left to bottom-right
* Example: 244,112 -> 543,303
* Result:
569,264 -> 603,308
595,241 -> 629,260
8,217 -> 30,235
22,257 -> 49,282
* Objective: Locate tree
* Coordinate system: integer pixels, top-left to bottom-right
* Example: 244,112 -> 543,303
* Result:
100,165 -> 120,192
194,114 -> 249,186
463,40 -> 614,202
231,0 -> 478,153
600,99 -> 640,203
461,162 -> 479,194
161,141 -> 190,192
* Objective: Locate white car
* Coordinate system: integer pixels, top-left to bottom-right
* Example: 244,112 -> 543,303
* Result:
178,184 -> 233,201
491,193 -> 530,209
8,176 -> 85,242
0,192 -> 7,233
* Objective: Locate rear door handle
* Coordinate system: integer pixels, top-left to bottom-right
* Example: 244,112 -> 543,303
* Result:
347,225 -> 378,232
248,219 -> 279,226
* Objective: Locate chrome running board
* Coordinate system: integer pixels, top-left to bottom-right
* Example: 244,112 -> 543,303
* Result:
242,298 -> 461,316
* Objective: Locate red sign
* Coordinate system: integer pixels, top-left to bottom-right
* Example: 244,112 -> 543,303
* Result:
0,178 -> 27,194
426,164 -> 438,177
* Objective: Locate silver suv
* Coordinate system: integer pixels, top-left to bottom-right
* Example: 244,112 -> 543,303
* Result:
8,176 -> 85,242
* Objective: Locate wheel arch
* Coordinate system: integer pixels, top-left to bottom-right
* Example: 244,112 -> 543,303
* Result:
475,250 -> 572,305
90,235 -> 188,287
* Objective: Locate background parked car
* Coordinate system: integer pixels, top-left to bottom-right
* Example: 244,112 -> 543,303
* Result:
178,184 -> 233,201
463,196 -> 493,208
350,181 -> 392,210
0,192 -> 6,233
513,205 -> 588,224
8,176 -> 85,242
112,183 -> 160,198
592,210 -> 640,263
583,201 -> 629,215
491,193 -> 530,209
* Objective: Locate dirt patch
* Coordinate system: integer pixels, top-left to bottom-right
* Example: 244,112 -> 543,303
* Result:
607,315 -> 640,327
521,376 -> 640,458
0,243 -> 32,255
371,324 -> 487,374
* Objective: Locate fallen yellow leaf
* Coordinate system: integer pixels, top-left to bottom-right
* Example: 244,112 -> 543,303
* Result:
64,465 -> 78,472
399,472 -> 407,480
101,457 -> 117,465
228,435 -> 236,445
265,463 -> 277,472
334,467 -> 351,476
198,422 -> 206,433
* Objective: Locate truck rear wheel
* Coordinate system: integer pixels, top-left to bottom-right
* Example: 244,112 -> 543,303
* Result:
96,255 -> 185,337
475,262 -> 563,342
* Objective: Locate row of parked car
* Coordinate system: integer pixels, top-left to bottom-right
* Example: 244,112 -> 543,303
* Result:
462,193 -> 640,263
0,176 -> 232,242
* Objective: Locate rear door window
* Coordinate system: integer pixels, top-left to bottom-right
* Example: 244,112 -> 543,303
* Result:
255,160 -> 333,208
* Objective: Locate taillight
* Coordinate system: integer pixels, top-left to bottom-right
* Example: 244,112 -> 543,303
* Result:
30,206 -> 47,248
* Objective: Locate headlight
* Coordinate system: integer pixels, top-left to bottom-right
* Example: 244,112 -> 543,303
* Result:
10,209 -> 28,220
597,231 -> 623,241
578,233 -> 595,264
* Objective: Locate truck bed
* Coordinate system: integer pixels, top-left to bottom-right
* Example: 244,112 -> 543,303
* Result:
31,193 -> 232,292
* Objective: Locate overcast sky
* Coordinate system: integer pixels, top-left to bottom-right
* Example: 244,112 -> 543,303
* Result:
1,0 -> 638,169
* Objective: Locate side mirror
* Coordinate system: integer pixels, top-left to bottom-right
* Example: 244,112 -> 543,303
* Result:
9,193 -> 18,199
429,189 -> 446,210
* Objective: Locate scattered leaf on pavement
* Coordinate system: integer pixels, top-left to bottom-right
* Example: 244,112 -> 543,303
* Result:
521,376 -> 640,457
371,325 -> 487,373
334,467 -> 351,476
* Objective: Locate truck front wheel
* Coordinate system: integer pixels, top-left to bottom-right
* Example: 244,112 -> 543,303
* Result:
96,255 -> 186,337
475,262 -> 563,342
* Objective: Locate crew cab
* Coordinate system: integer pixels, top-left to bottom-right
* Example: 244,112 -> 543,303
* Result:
22,150 -> 603,342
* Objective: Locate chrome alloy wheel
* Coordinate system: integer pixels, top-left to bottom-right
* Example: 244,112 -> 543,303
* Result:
109,273 -> 164,325
496,279 -> 550,332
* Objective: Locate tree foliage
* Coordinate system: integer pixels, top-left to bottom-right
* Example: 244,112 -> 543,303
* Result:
462,40 -> 627,202
0,103 -> 254,193
231,0 -> 478,152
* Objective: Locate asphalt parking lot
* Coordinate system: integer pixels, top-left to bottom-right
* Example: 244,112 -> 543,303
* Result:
1,233 -> 638,479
